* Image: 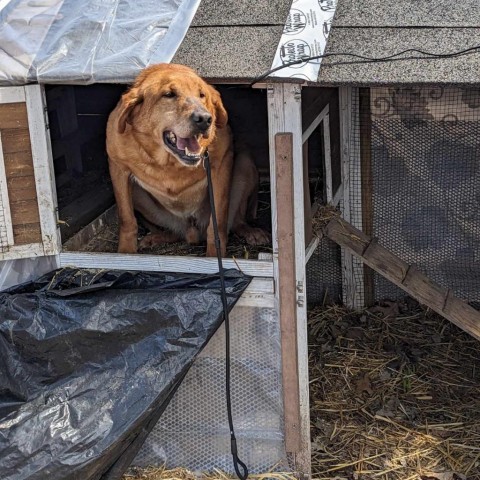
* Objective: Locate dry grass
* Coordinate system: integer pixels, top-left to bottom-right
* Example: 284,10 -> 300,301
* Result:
79,216 -> 272,260
311,204 -> 341,238
73,182 -> 273,260
122,466 -> 297,480
309,301 -> 480,480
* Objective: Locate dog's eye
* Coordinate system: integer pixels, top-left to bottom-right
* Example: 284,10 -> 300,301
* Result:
199,92 -> 206,98
163,91 -> 176,98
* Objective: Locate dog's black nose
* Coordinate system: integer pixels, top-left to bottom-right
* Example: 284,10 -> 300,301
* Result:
191,111 -> 212,131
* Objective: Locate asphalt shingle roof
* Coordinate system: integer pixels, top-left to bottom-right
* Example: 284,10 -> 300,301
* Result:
318,1 -> 480,85
173,0 -> 291,81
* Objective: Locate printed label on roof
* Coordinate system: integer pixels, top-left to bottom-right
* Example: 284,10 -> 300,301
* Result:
270,0 -> 337,81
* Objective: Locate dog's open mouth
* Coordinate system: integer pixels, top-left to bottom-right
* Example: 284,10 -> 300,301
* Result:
163,131 -> 203,165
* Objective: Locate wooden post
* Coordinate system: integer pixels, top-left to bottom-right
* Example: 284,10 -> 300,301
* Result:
359,88 -> 375,306
268,83 -> 311,476
275,133 -> 301,453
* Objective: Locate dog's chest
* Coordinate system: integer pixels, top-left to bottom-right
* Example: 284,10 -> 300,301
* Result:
134,175 -> 208,217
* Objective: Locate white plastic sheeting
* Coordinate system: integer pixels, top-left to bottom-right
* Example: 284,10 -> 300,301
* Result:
0,255 -> 58,291
0,0 -> 201,85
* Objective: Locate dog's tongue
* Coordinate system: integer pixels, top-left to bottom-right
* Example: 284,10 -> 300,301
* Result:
176,136 -> 201,153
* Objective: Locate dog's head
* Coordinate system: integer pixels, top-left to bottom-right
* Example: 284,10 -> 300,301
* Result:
117,64 -> 228,167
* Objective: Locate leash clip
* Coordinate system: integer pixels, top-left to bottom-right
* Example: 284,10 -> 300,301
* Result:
202,149 -> 210,170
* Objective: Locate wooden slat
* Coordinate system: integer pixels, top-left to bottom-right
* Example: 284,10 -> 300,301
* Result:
325,217 -> 480,342
7,175 -> 38,202
0,103 -> 29,129
3,151 -> 35,177
285,84 -> 311,473
359,88 -> 375,306
12,223 -> 42,244
1,128 -> 32,153
0,87 -> 25,104
275,132 -> 301,453
59,251 -> 274,277
26,84 -> 61,256
10,199 -> 41,226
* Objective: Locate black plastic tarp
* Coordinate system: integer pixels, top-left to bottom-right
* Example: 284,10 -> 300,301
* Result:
0,268 -> 251,480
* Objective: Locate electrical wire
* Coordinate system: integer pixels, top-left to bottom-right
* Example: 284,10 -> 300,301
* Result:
203,151 -> 249,480
250,44 -> 480,86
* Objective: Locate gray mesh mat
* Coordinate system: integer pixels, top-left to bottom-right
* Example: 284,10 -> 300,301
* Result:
134,304 -> 287,473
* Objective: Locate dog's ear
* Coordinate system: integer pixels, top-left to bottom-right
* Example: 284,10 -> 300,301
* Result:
118,88 -> 143,134
208,85 -> 228,129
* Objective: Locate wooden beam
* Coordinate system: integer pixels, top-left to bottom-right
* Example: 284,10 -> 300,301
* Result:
359,88 -> 375,306
325,217 -> 480,342
275,132 -> 301,453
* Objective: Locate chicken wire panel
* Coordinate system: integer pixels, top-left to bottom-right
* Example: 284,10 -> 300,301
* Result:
134,304 -> 287,473
306,237 -> 343,305
350,87 -> 480,304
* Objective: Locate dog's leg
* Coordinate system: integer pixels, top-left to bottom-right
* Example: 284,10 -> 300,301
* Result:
132,183 -> 188,249
228,150 -> 271,246
109,159 -> 138,253
206,151 -> 233,257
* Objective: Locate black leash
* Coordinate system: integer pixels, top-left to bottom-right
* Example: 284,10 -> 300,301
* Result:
203,150 -> 249,480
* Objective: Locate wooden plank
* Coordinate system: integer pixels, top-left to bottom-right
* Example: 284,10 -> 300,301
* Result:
59,188 -> 115,242
285,84 -> 311,474
7,175 -> 38,202
59,252 -> 275,277
10,199 -> 41,226
349,88 -> 365,308
0,242 -> 45,261
26,84 -> 61,256
0,87 -> 26,104
339,87 -> 366,308
0,103 -> 29,129
305,236 -> 320,264
1,129 -> 32,154
323,110 -> 333,203
332,183 -> 343,207
302,104 -> 329,145
275,132 -> 301,453
267,83 -> 283,259
325,217 -> 480,342
12,223 -> 42,245
62,205 -> 118,252
339,86 -> 355,307
359,88 -> 375,306
3,151 -> 35,177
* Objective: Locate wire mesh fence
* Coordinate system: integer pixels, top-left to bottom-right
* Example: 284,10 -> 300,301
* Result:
343,86 -> 480,306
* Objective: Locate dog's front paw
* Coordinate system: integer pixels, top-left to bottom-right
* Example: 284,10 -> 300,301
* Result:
138,234 -> 156,250
244,227 -> 271,246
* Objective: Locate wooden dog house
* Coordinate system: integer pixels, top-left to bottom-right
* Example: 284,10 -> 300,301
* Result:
3,0 -> 480,478
0,0 -> 326,476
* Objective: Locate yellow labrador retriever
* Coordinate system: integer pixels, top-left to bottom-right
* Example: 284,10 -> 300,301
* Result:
106,63 -> 269,257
